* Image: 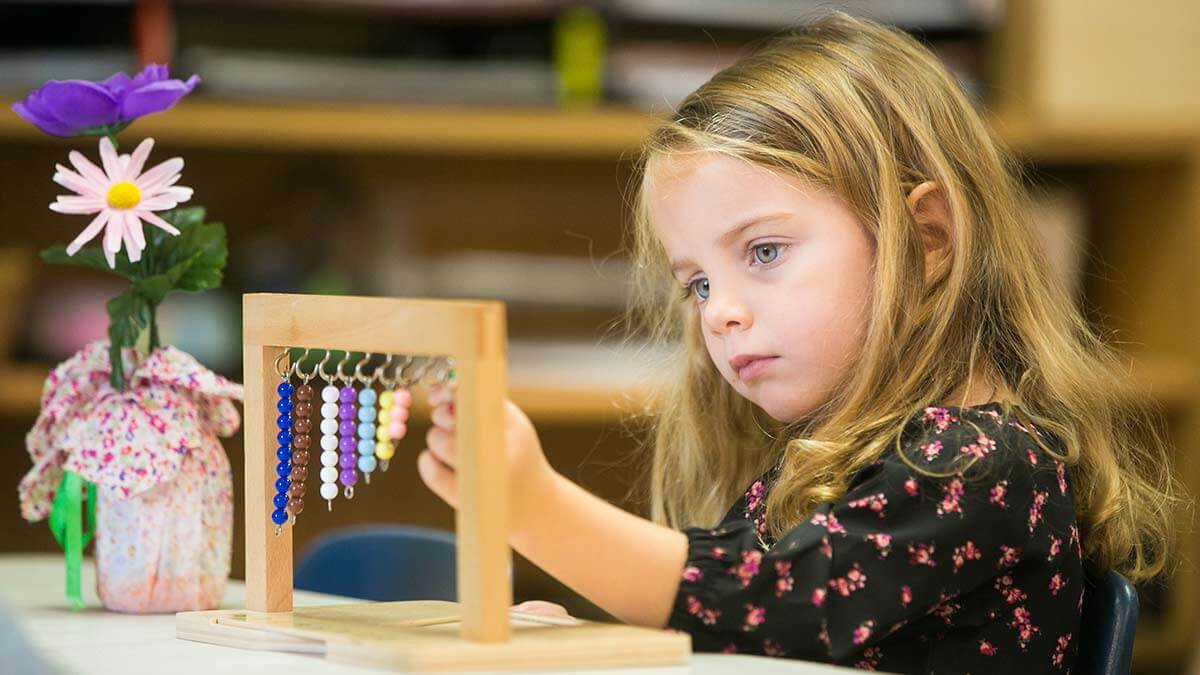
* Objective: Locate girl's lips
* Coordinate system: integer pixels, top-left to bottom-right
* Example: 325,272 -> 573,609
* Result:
737,356 -> 778,382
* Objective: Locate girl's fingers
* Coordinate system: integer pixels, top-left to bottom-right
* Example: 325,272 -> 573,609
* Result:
430,402 -> 455,431
417,450 -> 459,509
425,425 -> 456,469
511,600 -> 570,617
426,384 -> 454,408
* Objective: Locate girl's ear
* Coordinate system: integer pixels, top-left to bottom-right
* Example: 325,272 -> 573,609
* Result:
906,181 -> 955,285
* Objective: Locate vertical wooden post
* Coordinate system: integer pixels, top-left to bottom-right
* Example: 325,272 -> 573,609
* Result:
454,303 -> 512,642
244,340 -> 293,612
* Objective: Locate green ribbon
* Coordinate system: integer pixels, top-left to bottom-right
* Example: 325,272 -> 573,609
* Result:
47,471 -> 96,610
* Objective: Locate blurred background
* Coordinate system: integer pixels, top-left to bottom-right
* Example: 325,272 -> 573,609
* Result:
0,1 -> 1196,672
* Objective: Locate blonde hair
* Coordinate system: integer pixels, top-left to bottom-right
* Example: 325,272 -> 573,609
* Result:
620,11 -> 1186,584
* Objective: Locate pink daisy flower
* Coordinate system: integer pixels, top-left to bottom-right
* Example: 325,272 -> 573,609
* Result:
49,136 -> 190,268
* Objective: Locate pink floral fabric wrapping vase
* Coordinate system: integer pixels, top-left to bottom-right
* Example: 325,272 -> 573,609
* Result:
19,339 -> 243,613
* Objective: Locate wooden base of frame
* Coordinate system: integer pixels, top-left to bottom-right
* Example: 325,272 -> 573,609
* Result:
176,601 -> 691,672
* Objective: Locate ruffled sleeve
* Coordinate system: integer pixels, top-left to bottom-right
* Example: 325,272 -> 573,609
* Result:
666,405 -> 1071,665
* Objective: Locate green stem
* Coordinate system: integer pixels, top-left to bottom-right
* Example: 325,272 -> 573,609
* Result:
106,132 -> 119,151
149,303 -> 159,351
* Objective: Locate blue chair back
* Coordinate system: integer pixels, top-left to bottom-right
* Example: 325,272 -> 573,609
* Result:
295,524 -> 457,601
1078,570 -> 1138,675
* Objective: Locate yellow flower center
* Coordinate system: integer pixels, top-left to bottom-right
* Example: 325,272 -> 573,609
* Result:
106,181 -> 141,209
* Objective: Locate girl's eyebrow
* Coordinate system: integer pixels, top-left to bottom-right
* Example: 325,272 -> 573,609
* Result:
669,212 -> 793,274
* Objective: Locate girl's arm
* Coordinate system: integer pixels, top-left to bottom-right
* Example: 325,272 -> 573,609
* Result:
417,385 -> 688,628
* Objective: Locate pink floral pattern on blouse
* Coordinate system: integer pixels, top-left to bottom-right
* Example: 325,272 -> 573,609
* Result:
668,402 -> 1082,673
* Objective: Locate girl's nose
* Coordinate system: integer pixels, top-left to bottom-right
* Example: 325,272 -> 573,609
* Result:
702,287 -> 753,335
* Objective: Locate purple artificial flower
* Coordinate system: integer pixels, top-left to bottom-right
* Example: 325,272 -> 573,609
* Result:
12,64 -> 200,138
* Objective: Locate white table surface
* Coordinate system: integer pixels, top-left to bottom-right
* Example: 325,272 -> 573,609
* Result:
0,554 -> 860,675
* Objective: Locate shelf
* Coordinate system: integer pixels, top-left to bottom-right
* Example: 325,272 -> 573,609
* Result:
0,349 -> 1190,423
0,98 -> 658,158
2,97 -> 1196,161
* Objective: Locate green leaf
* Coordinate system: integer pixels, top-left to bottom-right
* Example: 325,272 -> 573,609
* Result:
40,245 -> 138,281
152,207 -> 228,293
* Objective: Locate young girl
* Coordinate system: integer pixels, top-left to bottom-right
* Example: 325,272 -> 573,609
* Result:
418,12 -> 1182,673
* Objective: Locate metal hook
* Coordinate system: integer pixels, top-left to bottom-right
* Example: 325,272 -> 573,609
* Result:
334,351 -> 355,384
354,352 -> 378,386
373,353 -> 395,386
290,347 -> 315,382
273,350 -> 290,379
316,350 -> 336,382
392,355 -> 415,388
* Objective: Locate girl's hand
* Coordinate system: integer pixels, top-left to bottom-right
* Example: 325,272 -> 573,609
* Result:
419,383 -> 557,538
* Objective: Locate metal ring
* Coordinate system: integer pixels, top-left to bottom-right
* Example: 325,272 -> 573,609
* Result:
273,350 -> 290,379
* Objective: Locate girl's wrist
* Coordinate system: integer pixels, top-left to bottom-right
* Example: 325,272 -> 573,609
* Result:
509,462 -> 564,552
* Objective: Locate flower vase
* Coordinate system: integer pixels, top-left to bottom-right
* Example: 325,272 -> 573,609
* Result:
19,340 -> 243,613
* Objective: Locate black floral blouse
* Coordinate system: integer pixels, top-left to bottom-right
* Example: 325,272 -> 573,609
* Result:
666,402 -> 1083,674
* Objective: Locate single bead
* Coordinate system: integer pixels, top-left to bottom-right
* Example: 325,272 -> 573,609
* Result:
272,493 -> 288,509
394,389 -> 413,406
294,417 -> 312,434
294,401 -> 313,418
289,465 -> 308,482
271,508 -> 288,525
288,497 -> 305,515
296,384 -> 314,401
275,461 -> 291,478
320,483 -> 338,501
339,419 -> 357,437
358,455 -> 377,473
339,468 -> 358,486
287,482 -> 305,499
320,466 -> 339,483
357,439 -> 375,456
276,381 -> 293,398
321,385 -> 339,403
391,405 -> 410,423
379,390 -> 394,408
292,449 -> 310,466
320,450 -> 339,467
276,429 -> 293,447
339,453 -> 356,469
276,397 -> 293,414
338,402 -> 355,420
357,405 -> 377,423
293,433 -> 311,450
320,418 -> 339,435
358,388 -> 378,406
339,386 -> 356,403
357,422 -> 374,439
376,424 -> 389,442
320,402 -> 339,419
375,441 -> 395,460
339,436 -> 357,454
320,434 -> 338,452
276,413 -> 292,430
275,477 -> 290,493
275,446 -> 292,462
389,421 -> 406,439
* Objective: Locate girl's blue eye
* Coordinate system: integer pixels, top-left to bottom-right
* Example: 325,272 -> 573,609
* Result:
681,278 -> 709,302
753,243 -> 780,265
